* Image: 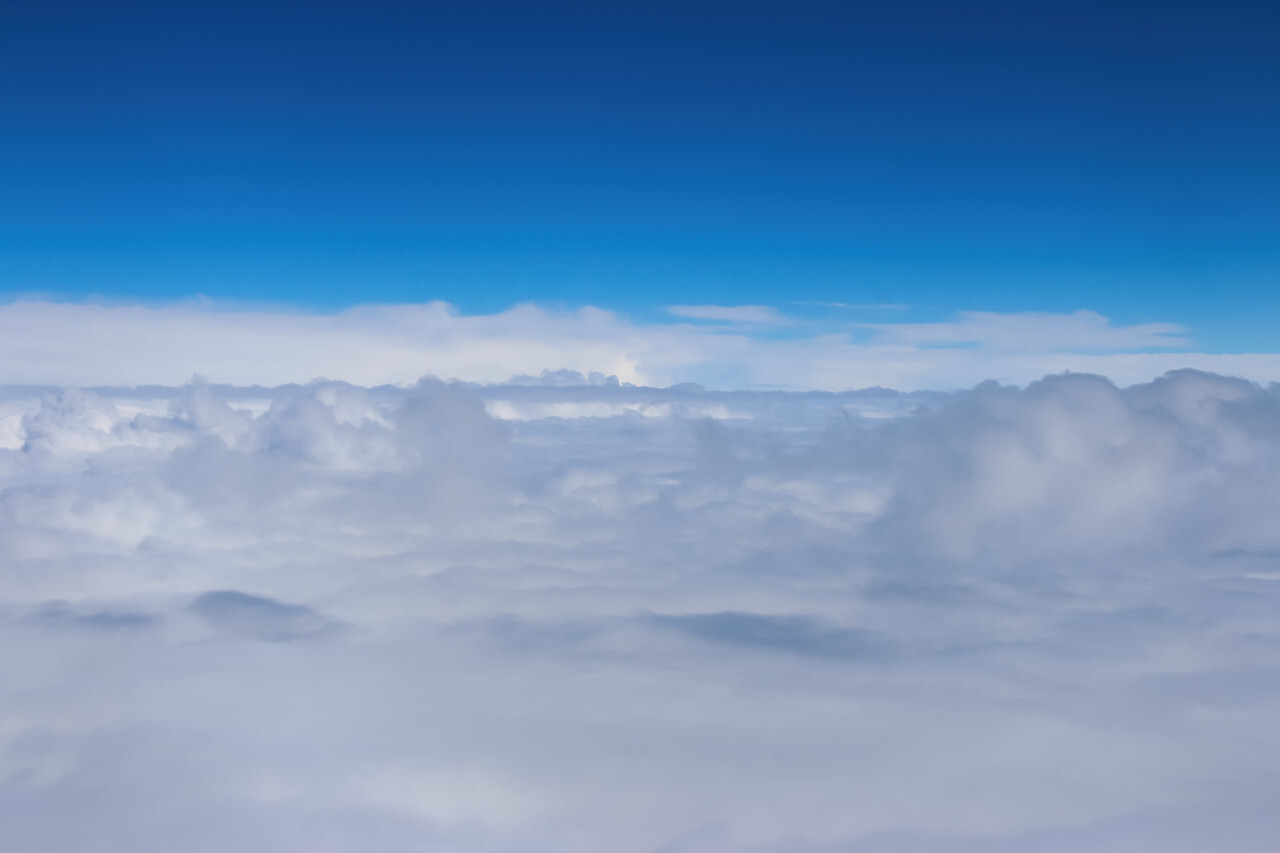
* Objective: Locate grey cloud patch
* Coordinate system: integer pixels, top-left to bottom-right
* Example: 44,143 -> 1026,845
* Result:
27,602 -> 159,631
652,612 -> 890,661
189,591 -> 338,642
468,613 -> 605,648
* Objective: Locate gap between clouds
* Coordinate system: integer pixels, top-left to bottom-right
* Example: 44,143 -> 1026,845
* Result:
2,299 -> 1276,390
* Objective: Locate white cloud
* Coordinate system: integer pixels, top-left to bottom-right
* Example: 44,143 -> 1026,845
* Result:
861,309 -> 1188,351
0,299 -> 1278,392
1,371 -> 1280,850
667,304 -> 786,324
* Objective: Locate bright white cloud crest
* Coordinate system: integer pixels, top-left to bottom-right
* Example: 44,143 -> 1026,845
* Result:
3,369 -> 1280,851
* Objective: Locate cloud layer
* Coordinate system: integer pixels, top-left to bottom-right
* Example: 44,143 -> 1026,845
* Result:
2,370 -> 1280,851
3,300 -> 1280,390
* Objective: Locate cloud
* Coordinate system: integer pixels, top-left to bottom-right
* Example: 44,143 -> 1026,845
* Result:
189,591 -> 339,642
791,301 -> 911,310
860,310 -> 1187,351
3,299 -> 1277,391
0,370 -> 1279,850
667,304 -> 786,324
651,611 -> 890,660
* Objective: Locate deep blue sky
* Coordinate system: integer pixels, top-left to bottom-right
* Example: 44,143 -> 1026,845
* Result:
2,0 -> 1277,349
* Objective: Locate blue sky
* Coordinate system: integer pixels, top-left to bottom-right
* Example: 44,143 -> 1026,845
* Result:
2,0 -> 1278,351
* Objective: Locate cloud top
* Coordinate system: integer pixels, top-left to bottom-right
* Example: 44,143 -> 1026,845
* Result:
1,370 -> 1279,850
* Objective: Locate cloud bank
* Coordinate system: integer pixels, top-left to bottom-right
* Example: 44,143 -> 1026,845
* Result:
3,300 -> 1280,389
2,370 -> 1280,851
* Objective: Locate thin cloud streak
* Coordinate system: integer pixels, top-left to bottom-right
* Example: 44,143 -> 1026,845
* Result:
859,310 -> 1188,351
666,304 -> 787,324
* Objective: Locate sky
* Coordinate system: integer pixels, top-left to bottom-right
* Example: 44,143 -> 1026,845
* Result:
2,0 -> 1278,356
5,4 -> 1280,851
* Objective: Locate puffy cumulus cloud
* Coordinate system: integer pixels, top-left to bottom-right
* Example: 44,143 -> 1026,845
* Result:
1,371 -> 1280,851
4,299 -> 1280,390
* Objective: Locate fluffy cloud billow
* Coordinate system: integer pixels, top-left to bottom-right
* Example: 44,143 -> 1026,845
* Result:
2,370 -> 1280,851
